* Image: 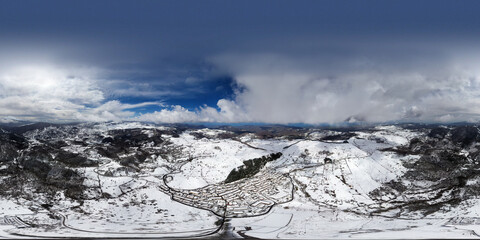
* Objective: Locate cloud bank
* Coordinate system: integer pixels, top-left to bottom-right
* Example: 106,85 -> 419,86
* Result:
2,1 -> 480,124
0,65 -> 162,123
3,49 -> 480,125
134,48 -> 480,124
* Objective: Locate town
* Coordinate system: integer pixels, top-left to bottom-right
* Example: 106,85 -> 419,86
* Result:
160,171 -> 294,218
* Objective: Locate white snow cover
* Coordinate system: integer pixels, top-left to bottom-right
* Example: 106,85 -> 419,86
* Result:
2,123 -> 480,239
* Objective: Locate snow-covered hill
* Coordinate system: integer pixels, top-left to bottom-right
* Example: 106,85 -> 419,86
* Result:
1,122 -> 480,238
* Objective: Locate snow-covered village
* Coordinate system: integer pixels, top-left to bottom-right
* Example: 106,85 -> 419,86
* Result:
2,122 -> 480,238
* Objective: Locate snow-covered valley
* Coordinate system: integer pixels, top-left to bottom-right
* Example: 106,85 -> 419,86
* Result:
1,122 -> 480,238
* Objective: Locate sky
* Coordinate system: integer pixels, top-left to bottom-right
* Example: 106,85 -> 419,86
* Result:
1,0 -> 480,124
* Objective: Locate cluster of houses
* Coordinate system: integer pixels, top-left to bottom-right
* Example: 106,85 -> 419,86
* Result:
160,171 -> 293,218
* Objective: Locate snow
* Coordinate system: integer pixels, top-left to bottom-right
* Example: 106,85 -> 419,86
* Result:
0,199 -> 33,215
230,203 -> 478,239
0,199 -> 34,238
2,182 -> 220,238
2,122 -> 480,239
166,131 -> 267,189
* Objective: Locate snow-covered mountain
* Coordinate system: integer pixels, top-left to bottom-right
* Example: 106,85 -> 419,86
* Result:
1,122 -> 480,238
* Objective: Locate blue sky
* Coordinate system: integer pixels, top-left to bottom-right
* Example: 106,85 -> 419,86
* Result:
1,1 -> 480,124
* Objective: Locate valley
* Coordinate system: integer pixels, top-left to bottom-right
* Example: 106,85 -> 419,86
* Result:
1,122 -> 480,238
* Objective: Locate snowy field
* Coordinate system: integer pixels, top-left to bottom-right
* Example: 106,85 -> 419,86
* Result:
1,123 -> 480,238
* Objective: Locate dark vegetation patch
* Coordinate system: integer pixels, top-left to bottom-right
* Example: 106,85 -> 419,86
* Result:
372,125 -> 480,216
22,146 -> 54,162
107,129 -> 163,148
55,150 -> 97,167
450,126 -> 479,147
0,125 -> 189,203
1,154 -> 87,201
21,159 -> 52,180
224,152 -> 282,183
403,152 -> 472,181
0,131 -> 28,162
96,146 -> 121,159
189,131 -> 239,140
324,157 -> 333,164
321,132 -> 357,141
427,127 -> 449,139
119,151 -> 150,167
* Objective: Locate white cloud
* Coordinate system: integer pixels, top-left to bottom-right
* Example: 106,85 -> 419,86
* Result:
119,52 -> 480,125
136,105 -> 198,123
201,52 -> 480,124
0,64 -> 162,123
135,101 -> 248,124
0,65 -> 104,104
4,49 -> 480,125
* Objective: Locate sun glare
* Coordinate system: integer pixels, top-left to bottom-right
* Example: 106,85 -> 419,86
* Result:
3,66 -> 64,92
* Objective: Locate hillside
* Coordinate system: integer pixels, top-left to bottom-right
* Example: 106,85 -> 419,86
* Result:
1,122 -> 480,238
